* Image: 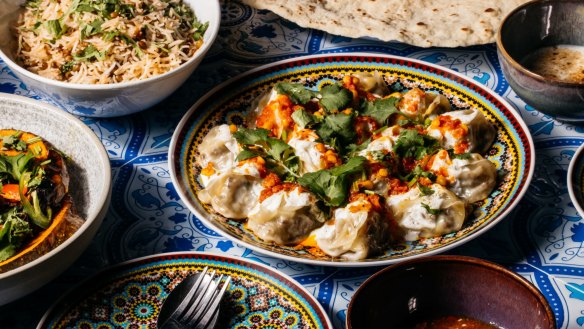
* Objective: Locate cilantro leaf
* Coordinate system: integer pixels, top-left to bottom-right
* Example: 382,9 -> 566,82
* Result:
298,156 -> 366,207
291,109 -> 317,129
73,45 -> 104,62
393,129 -> 439,160
319,83 -> 352,112
46,19 -> 64,39
232,127 -> 271,145
421,203 -> 443,215
418,183 -> 435,196
401,165 -> 436,185
275,82 -> 315,104
233,128 -> 299,178
316,113 -> 356,148
360,97 -> 400,125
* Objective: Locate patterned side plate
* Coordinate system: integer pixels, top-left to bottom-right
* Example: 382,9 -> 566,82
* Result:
568,142 -> 584,219
169,53 -> 535,267
37,252 -> 332,329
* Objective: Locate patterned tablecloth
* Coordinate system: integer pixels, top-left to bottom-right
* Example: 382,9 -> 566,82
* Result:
1,2 -> 583,328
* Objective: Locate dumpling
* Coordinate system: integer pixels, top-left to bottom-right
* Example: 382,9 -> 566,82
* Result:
352,71 -> 390,97
247,186 -> 325,245
424,93 -> 451,118
427,150 -> 497,203
247,89 -> 279,128
386,184 -> 466,241
288,128 -> 340,174
315,196 -> 389,260
197,124 -> 239,173
198,163 -> 263,219
358,134 -> 394,162
426,108 -> 496,154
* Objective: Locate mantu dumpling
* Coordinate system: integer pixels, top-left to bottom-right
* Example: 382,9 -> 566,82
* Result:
288,129 -> 340,174
386,184 -> 466,241
197,124 -> 239,173
198,162 -> 263,219
315,196 -> 389,260
247,185 -> 325,245
427,150 -> 497,203
352,71 -> 390,97
426,108 -> 496,154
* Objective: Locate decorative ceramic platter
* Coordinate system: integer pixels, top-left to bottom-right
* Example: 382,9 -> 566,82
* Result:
568,143 -> 584,219
37,252 -> 332,329
169,53 -> 535,267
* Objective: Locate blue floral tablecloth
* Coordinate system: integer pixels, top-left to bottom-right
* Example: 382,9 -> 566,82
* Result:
1,2 -> 584,328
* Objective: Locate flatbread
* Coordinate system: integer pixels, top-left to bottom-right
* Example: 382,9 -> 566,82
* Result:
241,0 -> 529,47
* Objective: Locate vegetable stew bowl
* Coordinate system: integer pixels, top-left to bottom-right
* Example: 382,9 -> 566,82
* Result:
0,93 -> 111,305
0,0 -> 220,118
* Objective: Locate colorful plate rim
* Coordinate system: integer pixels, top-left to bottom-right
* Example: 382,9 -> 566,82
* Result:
168,52 -> 535,267
36,251 -> 333,329
568,141 -> 584,219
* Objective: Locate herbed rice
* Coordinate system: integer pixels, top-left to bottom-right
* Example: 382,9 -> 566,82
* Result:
14,0 -> 208,84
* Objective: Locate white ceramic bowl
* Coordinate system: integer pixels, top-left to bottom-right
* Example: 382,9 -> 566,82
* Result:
0,93 -> 111,305
0,0 -> 220,118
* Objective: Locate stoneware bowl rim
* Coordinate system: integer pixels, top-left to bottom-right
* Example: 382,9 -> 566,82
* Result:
496,0 -> 584,87
0,0 -> 220,91
346,255 -> 556,329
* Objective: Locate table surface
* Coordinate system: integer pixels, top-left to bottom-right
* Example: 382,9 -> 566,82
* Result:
1,2 -> 584,328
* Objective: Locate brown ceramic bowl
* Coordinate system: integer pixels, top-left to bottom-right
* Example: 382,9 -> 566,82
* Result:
496,0 -> 584,121
346,255 -> 555,329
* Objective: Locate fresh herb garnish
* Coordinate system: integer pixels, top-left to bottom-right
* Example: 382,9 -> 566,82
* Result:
393,129 -> 440,160
274,82 -> 353,112
421,203 -> 442,215
298,156 -> 366,207
400,165 -> 436,186
73,45 -> 104,62
418,183 -> 435,196
275,82 -> 315,104
360,97 -> 400,125
448,149 -> 473,160
46,19 -> 64,39
233,128 -> 300,179
291,109 -> 318,129
316,112 -> 356,151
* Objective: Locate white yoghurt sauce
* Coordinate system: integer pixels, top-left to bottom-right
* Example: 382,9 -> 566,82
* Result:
521,45 -> 584,83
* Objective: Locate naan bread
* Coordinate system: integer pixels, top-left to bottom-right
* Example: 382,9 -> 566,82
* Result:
241,0 -> 529,47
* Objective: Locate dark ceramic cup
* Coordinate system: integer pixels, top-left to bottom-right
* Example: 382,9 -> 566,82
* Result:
346,255 -> 556,329
497,0 -> 584,121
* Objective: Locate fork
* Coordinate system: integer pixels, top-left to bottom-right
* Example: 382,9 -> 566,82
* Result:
171,267 -> 231,329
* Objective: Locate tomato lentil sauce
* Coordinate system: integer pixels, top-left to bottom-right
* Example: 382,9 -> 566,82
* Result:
412,315 -> 501,329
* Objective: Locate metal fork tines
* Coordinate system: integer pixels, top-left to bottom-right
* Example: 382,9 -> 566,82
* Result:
172,267 -> 231,329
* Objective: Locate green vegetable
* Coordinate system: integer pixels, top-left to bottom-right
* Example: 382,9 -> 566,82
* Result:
418,183 -> 435,196
0,153 -> 36,181
291,109 -> 317,129
73,45 -> 105,62
233,128 -> 299,178
360,97 -> 400,125
318,84 -> 353,112
19,172 -> 52,229
421,203 -> 442,215
316,112 -> 356,150
298,156 -> 366,207
275,82 -> 315,104
46,19 -> 64,39
274,82 -> 352,112
80,19 -> 103,39
400,165 -> 436,186
393,129 -> 440,160
0,208 -> 32,262
448,149 -> 473,160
